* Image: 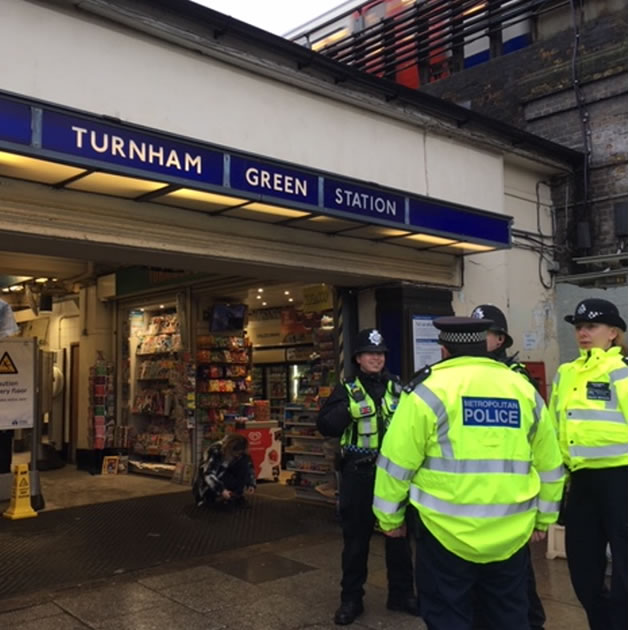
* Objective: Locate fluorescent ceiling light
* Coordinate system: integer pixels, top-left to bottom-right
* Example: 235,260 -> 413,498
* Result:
66,172 -> 167,197
226,202 -> 310,221
447,242 -> 495,252
404,233 -> 457,245
156,188 -> 247,212
0,151 -> 85,184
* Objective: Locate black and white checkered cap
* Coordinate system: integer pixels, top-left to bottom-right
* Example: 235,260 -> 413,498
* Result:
433,316 -> 492,344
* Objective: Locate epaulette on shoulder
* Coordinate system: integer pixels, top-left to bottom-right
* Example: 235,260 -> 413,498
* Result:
343,376 -> 356,385
404,366 -> 432,393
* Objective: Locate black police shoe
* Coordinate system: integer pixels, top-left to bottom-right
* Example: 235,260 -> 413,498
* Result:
386,594 -> 419,616
334,600 -> 364,625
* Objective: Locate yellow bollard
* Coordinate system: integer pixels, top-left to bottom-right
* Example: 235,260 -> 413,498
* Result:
3,464 -> 38,520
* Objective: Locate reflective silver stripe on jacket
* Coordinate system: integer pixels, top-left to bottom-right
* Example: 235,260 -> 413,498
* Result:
414,383 -> 454,457
423,457 -> 531,475
357,420 -> 373,433
538,465 -> 565,482
537,499 -> 561,513
609,367 -> 628,383
570,443 -> 628,459
409,486 -> 536,518
528,393 -> 545,443
373,494 -> 407,515
567,409 -> 626,424
357,435 -> 372,447
605,368 -> 627,411
377,454 -> 415,481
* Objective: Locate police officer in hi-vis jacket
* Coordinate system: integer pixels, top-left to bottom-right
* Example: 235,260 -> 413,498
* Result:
471,303 -> 547,630
317,328 -> 416,626
373,317 -> 565,630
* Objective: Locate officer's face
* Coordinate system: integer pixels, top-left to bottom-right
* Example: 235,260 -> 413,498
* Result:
356,351 -> 386,374
574,323 -> 617,350
486,331 -> 505,352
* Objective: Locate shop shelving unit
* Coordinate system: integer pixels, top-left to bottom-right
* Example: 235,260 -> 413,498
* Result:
127,310 -> 187,478
195,333 -> 251,451
284,405 -> 334,503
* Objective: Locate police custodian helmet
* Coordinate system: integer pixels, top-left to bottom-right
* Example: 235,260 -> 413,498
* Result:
433,316 -> 493,346
471,304 -> 514,348
352,328 -> 389,356
564,298 -> 627,332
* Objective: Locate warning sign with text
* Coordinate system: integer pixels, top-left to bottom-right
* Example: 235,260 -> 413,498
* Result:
0,339 -> 35,430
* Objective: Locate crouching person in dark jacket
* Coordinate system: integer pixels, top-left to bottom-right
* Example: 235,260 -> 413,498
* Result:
193,433 -> 256,507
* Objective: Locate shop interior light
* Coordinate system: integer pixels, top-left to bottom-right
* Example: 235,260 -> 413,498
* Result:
9,285 -> 24,292
66,172 -> 167,198
159,304 -> 165,309
262,301 -> 267,306
156,188 -> 247,212
0,151 -> 85,184
257,288 -> 264,292
284,290 -> 290,295
256,295 -> 262,300
35,277 -> 48,283
1,287 -> 9,293
288,298 -> 294,302
226,202 -> 310,221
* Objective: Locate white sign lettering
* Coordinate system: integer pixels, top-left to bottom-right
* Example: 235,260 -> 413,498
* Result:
334,187 -> 397,216
71,126 -> 203,174
244,167 -> 309,198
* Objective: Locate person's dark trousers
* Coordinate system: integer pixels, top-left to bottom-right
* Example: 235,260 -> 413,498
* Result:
415,515 -> 529,630
338,455 -> 414,604
473,544 -> 546,629
526,546 -> 546,629
565,466 -> 628,630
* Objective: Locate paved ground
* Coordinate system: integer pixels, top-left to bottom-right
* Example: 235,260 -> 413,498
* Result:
0,467 -> 588,629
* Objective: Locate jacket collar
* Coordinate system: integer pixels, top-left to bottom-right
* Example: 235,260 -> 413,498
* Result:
577,345 -> 623,362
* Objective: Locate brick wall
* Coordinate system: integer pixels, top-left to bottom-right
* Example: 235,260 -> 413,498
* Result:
420,7 -> 628,278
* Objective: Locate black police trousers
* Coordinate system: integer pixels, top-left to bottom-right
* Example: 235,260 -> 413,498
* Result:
565,466 -> 628,630
415,516 -> 530,630
473,545 -> 546,629
338,455 -> 414,603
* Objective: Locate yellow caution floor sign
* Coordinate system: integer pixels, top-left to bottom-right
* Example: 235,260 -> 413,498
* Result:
3,464 -> 38,520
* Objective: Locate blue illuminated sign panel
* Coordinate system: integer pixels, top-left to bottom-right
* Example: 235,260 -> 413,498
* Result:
409,199 -> 510,246
0,98 -> 31,145
231,156 -> 318,205
323,179 -> 405,224
41,111 -> 223,186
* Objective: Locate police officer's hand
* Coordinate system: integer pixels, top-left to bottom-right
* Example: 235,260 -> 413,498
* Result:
383,524 -> 407,538
530,529 -> 546,543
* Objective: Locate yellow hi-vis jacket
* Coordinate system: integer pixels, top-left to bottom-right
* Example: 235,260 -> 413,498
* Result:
373,356 -> 565,563
549,346 -> 628,471
340,377 -> 401,450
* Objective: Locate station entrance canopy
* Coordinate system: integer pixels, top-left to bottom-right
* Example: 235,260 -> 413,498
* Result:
0,94 -> 511,254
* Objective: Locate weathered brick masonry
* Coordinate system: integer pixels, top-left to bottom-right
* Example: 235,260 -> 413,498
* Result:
420,7 -> 628,278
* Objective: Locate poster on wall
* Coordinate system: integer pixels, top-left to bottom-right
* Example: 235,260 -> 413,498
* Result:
412,315 -> 442,372
0,338 -> 36,430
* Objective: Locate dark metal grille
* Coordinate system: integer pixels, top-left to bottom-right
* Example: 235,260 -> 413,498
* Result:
292,0 -> 570,87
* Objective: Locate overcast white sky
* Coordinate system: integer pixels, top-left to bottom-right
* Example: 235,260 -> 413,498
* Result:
192,0 -> 346,36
